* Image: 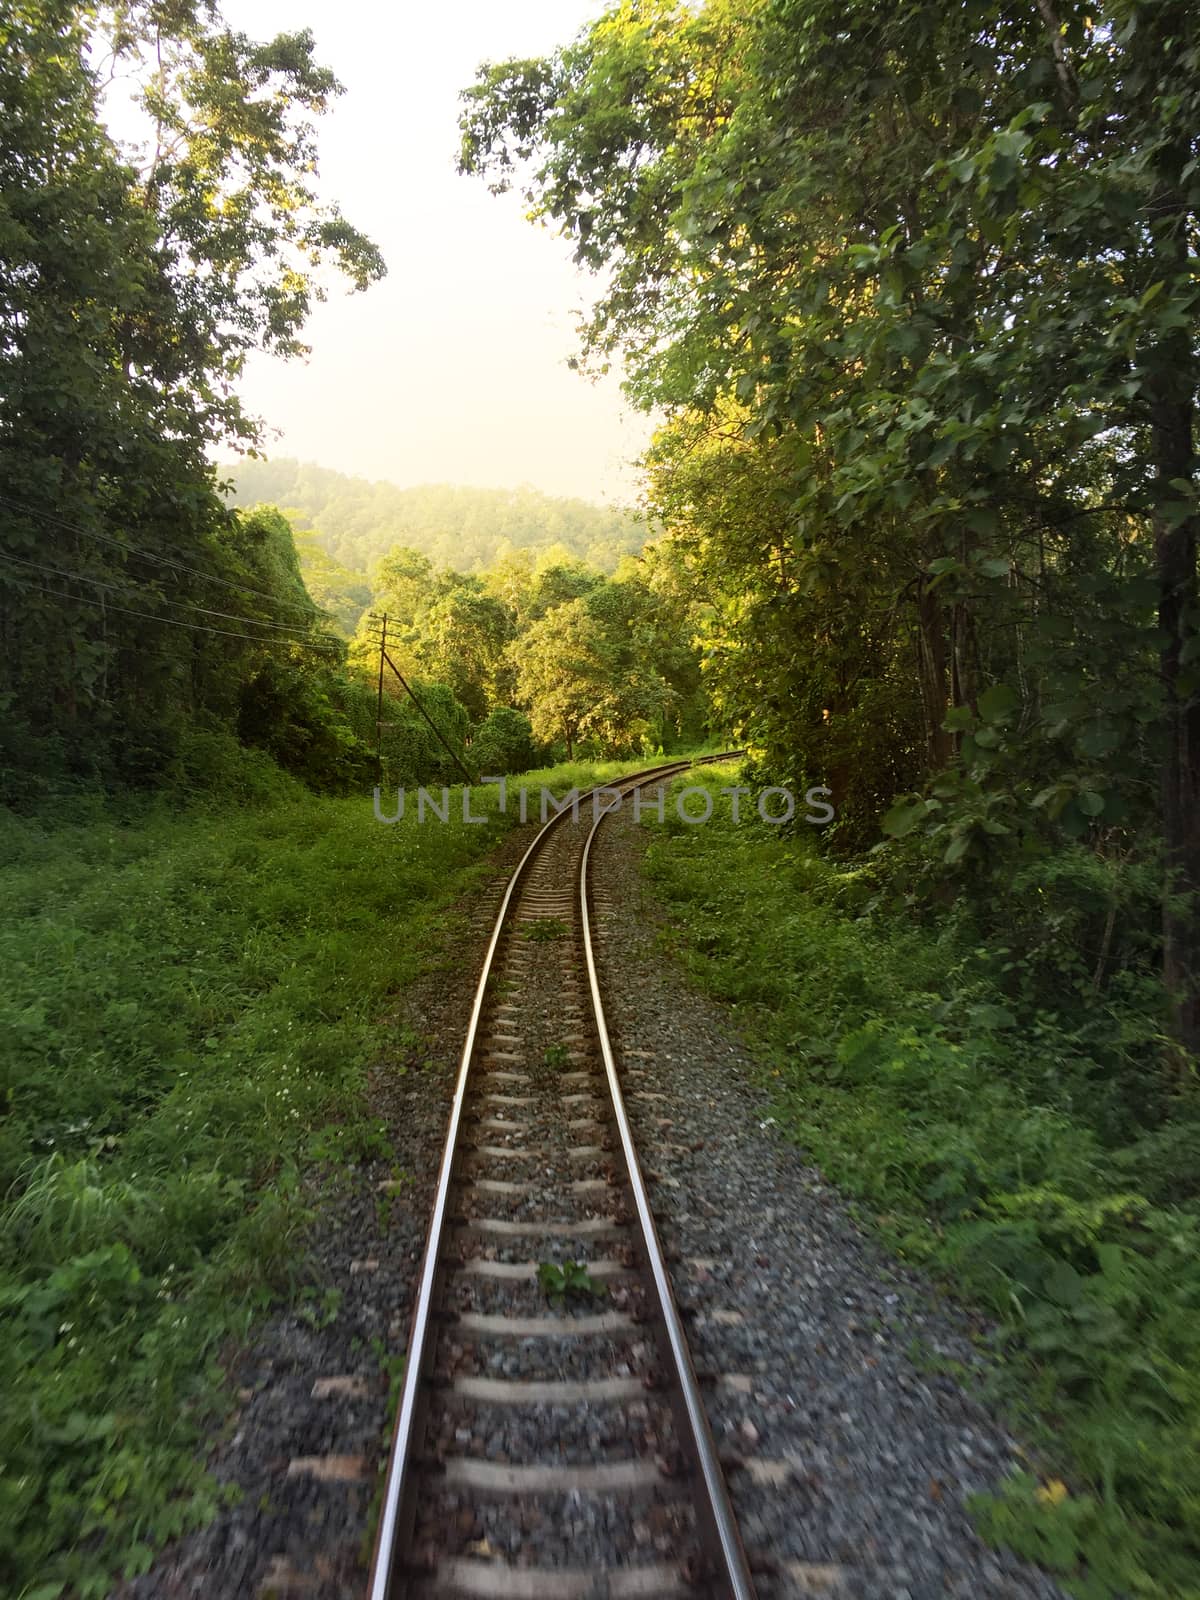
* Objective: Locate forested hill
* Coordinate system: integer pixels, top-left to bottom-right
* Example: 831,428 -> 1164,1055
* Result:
224,459 -> 647,575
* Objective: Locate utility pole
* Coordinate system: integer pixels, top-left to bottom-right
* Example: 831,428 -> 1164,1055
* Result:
380,645 -> 477,787
374,612 -> 388,783
368,611 -> 477,788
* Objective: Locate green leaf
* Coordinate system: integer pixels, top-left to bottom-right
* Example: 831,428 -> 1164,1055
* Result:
944,831 -> 971,864
978,556 -> 1011,578
1077,723 -> 1120,759
1044,1260 -> 1084,1306
967,1002 -> 1015,1029
977,684 -> 1019,726
1161,500 -> 1193,532
882,798 -> 927,837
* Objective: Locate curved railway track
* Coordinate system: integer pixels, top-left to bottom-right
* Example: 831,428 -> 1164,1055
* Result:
369,757 -> 756,1600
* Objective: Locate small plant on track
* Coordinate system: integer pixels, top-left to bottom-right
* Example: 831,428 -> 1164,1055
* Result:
530,1042 -> 571,1085
537,1259 -> 606,1308
296,1285 -> 342,1330
524,917 -> 568,942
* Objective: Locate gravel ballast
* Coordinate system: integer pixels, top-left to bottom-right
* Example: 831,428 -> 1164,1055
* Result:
591,793 -> 1069,1600
123,779 -> 1069,1599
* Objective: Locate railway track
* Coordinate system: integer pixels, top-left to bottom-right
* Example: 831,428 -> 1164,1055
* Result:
368,757 -> 756,1600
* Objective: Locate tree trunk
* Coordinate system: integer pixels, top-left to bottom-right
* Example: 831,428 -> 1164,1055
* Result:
914,578 -> 953,768
950,533 -> 980,716
1153,418 -> 1200,1057
1146,114 -> 1200,1058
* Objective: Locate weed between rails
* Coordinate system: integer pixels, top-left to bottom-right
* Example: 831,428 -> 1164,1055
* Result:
537,1259 -> 607,1308
529,1042 -> 572,1088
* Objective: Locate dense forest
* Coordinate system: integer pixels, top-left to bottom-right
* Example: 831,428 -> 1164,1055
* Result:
226,457 -> 648,575
0,1 -> 672,809
0,0 -> 381,800
349,535 -> 707,766
3,0 -> 1200,1595
223,463 -> 677,740
0,0 -> 692,810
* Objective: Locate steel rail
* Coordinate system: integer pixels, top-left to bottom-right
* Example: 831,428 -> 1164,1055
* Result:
368,756 -> 713,1599
581,766 -> 758,1600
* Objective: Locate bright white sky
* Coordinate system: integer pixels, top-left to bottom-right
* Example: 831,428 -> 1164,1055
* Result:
218,0 -> 650,504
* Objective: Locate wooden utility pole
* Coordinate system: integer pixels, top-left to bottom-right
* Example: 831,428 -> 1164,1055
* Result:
380,646 -> 477,787
369,612 -> 477,788
374,612 -> 388,782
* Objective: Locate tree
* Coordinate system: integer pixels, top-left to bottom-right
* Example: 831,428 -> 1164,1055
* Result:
461,0 -> 1200,1050
413,578 -> 515,720
287,524 -> 371,637
514,596 -> 666,758
470,706 -> 538,775
484,547 -> 537,624
378,678 -> 472,787
0,0 -> 383,796
371,546 -> 436,629
645,407 -> 926,840
99,0 -> 384,447
528,558 -> 602,619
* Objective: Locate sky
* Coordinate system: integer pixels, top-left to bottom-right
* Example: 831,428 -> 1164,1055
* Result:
216,0 -> 650,505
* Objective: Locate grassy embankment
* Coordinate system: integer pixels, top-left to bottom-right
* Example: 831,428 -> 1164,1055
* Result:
0,753 -> 661,1599
644,767 -> 1200,1600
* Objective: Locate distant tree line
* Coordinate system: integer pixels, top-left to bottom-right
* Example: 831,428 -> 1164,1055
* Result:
225,459 -> 648,580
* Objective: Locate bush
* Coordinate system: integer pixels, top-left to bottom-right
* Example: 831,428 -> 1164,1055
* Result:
470,706 -> 539,775
166,724 -> 306,806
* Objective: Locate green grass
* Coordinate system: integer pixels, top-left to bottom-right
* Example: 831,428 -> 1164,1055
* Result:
0,754 -> 664,1599
643,767 -> 1200,1600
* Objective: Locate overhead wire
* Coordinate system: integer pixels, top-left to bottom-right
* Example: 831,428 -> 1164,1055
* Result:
0,489 -> 321,619
0,548 -> 333,637
0,566 -> 342,652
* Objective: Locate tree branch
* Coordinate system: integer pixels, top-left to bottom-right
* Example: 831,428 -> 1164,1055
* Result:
1034,0 -> 1078,112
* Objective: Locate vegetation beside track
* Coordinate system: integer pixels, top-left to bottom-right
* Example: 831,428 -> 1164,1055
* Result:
645,768 -> 1200,1600
0,754 -> 661,1599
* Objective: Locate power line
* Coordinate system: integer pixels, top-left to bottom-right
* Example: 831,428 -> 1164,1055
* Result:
0,489 -> 321,616
0,568 -> 342,651
0,549 -> 333,637
0,490 -> 321,619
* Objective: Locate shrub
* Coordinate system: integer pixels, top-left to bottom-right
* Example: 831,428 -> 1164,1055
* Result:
470,706 -> 539,775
